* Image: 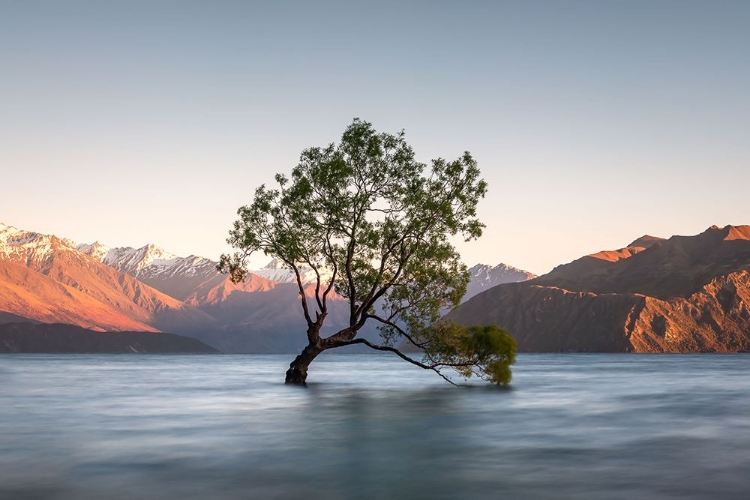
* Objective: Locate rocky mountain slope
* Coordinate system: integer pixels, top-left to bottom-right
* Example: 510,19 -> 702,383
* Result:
0,223 -> 213,333
448,225 -> 750,352
78,242 -> 222,301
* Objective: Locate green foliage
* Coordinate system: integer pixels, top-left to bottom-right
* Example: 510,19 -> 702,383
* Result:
418,323 -> 517,385
219,118 -> 510,384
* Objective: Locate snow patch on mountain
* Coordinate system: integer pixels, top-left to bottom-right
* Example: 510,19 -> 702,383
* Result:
78,242 -> 218,281
76,241 -> 109,262
0,223 -> 79,265
103,244 -> 178,272
251,258 -> 332,285
463,263 -> 536,302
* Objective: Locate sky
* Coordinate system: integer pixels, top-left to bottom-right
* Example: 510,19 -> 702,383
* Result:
1,0 -> 748,275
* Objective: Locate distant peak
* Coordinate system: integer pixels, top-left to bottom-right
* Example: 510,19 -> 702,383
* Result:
628,235 -> 665,249
133,244 -> 178,265
263,258 -> 288,270
0,222 -> 22,235
0,223 -> 45,246
141,243 -> 171,255
468,263 -> 492,270
470,263 -> 516,269
468,263 -> 537,278
79,240 -> 107,250
77,241 -> 111,260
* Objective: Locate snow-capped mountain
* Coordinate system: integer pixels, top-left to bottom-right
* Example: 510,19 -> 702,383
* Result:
77,242 -> 224,300
78,242 -> 216,279
78,241 -> 216,277
463,263 -> 537,302
78,241 -> 334,294
252,257 -> 334,286
76,239 -> 327,310
0,223 -> 213,333
0,222 -> 79,265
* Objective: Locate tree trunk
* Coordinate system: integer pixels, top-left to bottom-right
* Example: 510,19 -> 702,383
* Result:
285,343 -> 323,385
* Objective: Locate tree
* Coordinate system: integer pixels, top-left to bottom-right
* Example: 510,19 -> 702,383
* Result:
218,119 -> 516,385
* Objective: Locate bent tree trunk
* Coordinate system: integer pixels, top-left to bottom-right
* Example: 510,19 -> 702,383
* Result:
285,343 -> 324,385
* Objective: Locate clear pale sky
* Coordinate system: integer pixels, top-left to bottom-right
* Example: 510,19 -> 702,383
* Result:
1,1 -> 748,275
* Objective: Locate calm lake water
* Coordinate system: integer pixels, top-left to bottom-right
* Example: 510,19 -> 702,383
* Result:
0,353 -> 749,500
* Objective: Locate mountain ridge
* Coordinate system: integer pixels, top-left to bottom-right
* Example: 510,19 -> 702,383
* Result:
448,225 -> 750,353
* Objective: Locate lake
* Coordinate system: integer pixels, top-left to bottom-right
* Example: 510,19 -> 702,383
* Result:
1,353 -> 748,499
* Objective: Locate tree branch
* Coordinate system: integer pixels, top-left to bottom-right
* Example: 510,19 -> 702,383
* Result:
321,226 -> 337,309
281,256 -> 315,330
361,313 -> 427,349
333,338 -> 457,386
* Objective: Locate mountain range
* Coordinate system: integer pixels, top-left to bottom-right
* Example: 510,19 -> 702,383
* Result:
0,222 -> 535,353
448,225 -> 750,352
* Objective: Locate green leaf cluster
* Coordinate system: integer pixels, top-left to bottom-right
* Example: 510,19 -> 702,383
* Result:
418,323 -> 517,385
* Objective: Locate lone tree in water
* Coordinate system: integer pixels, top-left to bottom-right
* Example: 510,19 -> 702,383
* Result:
219,119 -> 516,385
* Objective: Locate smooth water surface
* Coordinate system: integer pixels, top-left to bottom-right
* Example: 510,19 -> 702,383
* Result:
1,354 -> 749,499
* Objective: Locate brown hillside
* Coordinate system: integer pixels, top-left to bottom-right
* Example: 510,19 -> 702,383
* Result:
533,225 -> 750,298
449,225 -> 750,353
0,233 -> 214,333
0,261 -> 156,332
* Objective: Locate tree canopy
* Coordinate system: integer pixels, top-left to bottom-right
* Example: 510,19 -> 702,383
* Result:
219,118 -> 515,385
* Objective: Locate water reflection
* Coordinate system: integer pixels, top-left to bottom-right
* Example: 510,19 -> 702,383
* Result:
1,354 -> 749,499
